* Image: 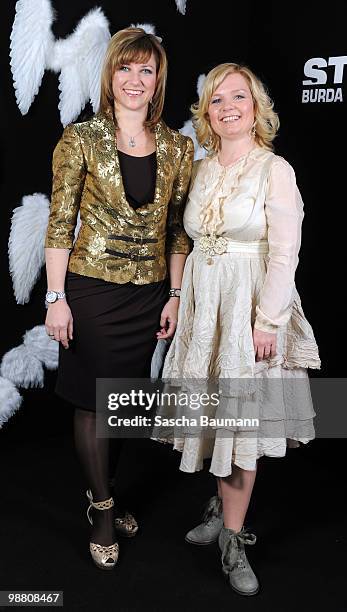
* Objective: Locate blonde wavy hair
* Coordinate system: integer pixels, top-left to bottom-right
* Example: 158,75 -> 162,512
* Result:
192,63 -> 279,152
100,27 -> 167,130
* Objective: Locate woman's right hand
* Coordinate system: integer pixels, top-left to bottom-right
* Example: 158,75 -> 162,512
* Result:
45,301 -> 73,349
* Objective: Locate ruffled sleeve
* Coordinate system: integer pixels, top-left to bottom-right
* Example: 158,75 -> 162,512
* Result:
254,157 -> 304,333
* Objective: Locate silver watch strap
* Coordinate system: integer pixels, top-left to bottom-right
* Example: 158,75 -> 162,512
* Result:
169,288 -> 181,298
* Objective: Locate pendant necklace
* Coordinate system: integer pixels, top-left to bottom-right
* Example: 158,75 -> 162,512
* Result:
118,126 -> 145,148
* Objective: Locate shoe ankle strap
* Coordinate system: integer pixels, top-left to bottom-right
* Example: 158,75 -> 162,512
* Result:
86,489 -> 115,509
86,489 -> 114,525
91,497 -> 114,511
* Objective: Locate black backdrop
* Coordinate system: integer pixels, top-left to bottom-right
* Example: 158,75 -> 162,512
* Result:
1,2 -> 346,610
1,0 -> 346,376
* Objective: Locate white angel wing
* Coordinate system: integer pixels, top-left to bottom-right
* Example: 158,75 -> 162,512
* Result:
50,7 -> 110,126
131,23 -> 162,43
8,193 -> 50,304
179,74 -> 207,160
85,15 -> 111,113
175,0 -> 187,15
23,325 -> 59,371
10,2 -> 110,125
197,74 -> 206,98
0,345 -> 44,389
10,0 -> 55,115
0,377 -> 22,428
150,339 -> 170,380
180,119 -> 207,161
0,325 -> 59,425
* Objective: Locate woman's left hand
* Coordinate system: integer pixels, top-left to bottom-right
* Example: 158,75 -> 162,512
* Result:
156,298 -> 179,340
253,328 -> 277,361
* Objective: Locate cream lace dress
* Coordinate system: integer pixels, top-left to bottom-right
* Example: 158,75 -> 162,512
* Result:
156,146 -> 320,477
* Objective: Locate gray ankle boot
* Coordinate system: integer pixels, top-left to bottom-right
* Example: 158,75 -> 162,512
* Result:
218,526 -> 259,596
185,495 -> 223,545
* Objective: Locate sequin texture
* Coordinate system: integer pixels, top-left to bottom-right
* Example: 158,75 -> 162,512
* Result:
45,107 -> 194,284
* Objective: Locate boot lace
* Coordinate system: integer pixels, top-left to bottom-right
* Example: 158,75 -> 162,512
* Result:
221,527 -> 256,573
202,495 -> 222,526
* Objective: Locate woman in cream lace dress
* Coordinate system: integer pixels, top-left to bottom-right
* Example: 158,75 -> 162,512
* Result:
156,63 -> 320,596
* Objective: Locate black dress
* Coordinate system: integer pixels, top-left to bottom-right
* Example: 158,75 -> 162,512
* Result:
55,151 -> 168,411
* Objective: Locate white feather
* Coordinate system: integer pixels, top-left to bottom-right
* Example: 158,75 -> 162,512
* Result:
0,377 -> 22,428
180,119 -> 207,161
74,213 -> 82,243
10,0 -> 55,114
1,346 -> 44,389
131,22 -> 156,34
150,339 -> 170,380
23,325 -> 59,370
49,7 -> 110,126
131,23 -> 162,43
197,74 -> 206,98
8,193 -> 50,304
175,0 -> 187,15
180,74 -> 207,160
10,2 -> 110,125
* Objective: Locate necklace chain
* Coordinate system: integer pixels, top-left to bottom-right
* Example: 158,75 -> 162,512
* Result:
117,126 -> 145,148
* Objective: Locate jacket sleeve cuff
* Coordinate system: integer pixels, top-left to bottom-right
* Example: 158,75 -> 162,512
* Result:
166,232 -> 192,255
44,237 -> 73,249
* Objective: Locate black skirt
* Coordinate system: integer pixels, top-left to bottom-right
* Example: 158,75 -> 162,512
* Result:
55,271 -> 169,411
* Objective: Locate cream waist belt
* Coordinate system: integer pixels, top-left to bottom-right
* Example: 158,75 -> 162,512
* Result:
194,235 -> 269,257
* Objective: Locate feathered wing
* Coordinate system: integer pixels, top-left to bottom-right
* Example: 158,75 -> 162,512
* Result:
197,74 -> 206,98
10,2 -> 110,125
0,378 -> 22,428
180,119 -> 206,161
85,12 -> 111,113
131,23 -> 162,42
8,193 -> 50,305
23,325 -> 59,371
0,326 -> 59,391
0,345 -> 44,389
50,7 -> 110,126
10,0 -> 55,114
175,0 -> 187,15
0,325 -> 59,425
180,74 -> 207,161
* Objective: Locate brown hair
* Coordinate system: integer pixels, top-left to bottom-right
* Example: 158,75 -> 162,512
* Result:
99,27 -> 167,129
192,63 -> 280,152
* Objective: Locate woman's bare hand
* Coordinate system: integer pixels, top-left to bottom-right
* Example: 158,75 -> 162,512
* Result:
156,298 -> 179,340
253,328 -> 277,361
45,301 -> 73,349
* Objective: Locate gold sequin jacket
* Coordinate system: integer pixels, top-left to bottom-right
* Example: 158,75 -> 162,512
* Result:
44,108 -> 194,284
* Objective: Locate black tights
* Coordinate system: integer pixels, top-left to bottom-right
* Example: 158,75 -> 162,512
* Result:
74,407 -> 124,546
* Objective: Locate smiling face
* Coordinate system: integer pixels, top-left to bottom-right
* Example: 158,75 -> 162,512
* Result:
208,72 -> 255,144
112,52 -> 157,114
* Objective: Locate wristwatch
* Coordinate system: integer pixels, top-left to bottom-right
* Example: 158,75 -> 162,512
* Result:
169,288 -> 181,298
45,290 -> 66,308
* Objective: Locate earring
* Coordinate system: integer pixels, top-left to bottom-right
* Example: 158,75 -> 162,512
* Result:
251,122 -> 257,137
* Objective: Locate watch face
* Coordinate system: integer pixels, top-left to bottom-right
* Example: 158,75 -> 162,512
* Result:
46,291 -> 57,303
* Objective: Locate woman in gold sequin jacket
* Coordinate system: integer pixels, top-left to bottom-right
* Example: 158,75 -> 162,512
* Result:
44,27 -> 194,570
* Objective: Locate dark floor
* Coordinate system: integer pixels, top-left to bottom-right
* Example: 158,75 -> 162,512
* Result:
1,384 -> 346,612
